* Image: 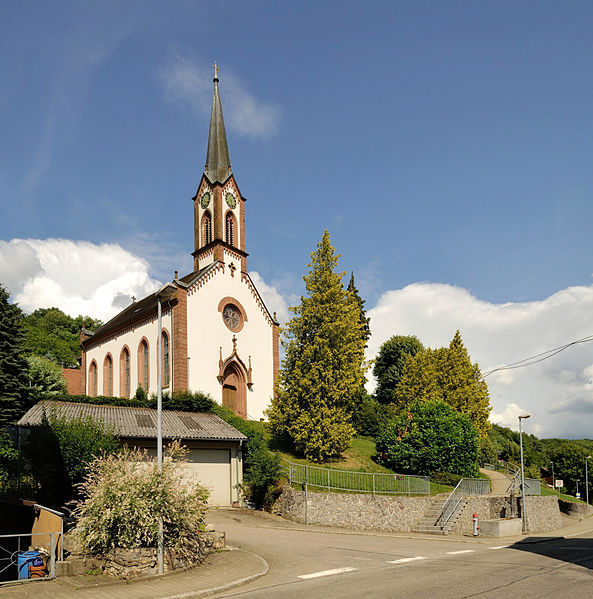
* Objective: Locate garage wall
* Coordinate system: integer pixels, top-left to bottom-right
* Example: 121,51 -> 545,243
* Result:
123,438 -> 243,507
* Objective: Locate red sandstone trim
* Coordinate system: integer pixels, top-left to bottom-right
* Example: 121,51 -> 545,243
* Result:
137,337 -> 150,391
63,368 -> 83,395
273,323 -> 280,397
172,285 -> 188,391
119,345 -> 131,398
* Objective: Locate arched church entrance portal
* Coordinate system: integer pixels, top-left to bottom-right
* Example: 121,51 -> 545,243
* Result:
222,362 -> 246,418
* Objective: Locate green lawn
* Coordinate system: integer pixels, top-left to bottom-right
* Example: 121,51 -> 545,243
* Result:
255,424 -> 453,496
541,485 -> 587,503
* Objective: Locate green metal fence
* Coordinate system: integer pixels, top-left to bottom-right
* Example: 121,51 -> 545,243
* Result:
280,458 -> 430,495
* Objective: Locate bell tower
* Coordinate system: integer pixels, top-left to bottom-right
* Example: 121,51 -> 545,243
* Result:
192,64 -> 248,274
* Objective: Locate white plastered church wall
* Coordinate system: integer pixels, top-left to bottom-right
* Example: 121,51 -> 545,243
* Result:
186,266 -> 275,421
84,309 -> 173,397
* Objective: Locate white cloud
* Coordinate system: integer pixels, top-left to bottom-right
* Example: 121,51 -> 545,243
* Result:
249,271 -> 291,325
0,239 -> 161,321
368,282 -> 593,439
159,54 -> 281,139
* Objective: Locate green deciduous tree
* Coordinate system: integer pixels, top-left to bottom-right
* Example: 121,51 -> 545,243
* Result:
373,335 -> 424,405
396,331 -> 491,437
23,307 -> 102,367
375,399 -> 480,477
25,355 -> 68,405
0,285 -> 28,426
267,231 -> 367,462
551,442 -> 590,496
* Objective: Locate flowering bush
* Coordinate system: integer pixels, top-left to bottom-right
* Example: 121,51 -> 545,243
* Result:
74,441 -> 209,556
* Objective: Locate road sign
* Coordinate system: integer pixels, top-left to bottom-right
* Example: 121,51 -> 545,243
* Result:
555,479 -> 563,488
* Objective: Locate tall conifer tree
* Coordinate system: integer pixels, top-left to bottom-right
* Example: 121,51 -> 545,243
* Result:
267,231 -> 366,462
396,330 -> 491,437
0,285 -> 28,426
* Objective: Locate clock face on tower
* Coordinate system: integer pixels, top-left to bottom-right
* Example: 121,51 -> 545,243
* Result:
225,192 -> 237,209
222,304 -> 241,331
200,192 -> 211,209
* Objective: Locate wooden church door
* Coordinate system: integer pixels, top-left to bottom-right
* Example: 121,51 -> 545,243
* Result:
222,363 -> 246,418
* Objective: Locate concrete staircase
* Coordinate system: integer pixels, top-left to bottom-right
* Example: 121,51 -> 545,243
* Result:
413,497 -> 467,535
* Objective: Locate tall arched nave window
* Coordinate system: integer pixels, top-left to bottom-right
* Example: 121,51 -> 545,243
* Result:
162,331 -> 170,387
103,354 -> 113,396
138,339 -> 149,391
88,361 -> 98,397
120,347 -> 130,398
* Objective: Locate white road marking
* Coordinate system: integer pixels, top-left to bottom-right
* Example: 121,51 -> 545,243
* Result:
489,545 -> 510,550
446,550 -> 475,555
298,567 -> 357,579
388,556 -> 427,564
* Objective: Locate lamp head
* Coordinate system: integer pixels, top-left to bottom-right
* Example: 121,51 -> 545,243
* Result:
518,414 -> 531,420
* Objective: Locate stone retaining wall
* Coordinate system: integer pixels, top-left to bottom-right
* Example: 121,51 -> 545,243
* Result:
559,499 -> 593,519
274,486 -> 433,532
274,486 -> 563,535
450,495 -> 562,534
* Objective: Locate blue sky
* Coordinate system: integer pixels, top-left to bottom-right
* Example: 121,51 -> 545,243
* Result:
2,1 -> 593,438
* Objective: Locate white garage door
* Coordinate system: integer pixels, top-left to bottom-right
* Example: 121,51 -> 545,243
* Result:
185,449 -> 231,506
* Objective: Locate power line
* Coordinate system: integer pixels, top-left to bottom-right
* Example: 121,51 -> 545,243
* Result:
482,334 -> 593,379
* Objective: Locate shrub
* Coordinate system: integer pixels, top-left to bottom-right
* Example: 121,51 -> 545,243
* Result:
241,435 -> 282,510
375,399 -> 479,477
74,442 -> 209,556
352,395 -> 395,437
0,430 -> 19,490
134,385 -> 148,402
24,409 -> 120,506
25,355 -> 68,405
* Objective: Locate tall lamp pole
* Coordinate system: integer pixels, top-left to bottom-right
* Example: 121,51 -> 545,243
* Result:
155,283 -> 172,576
518,414 -> 531,533
586,456 -> 592,506
550,460 -> 554,494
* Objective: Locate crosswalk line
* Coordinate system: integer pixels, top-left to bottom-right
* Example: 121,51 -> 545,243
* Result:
298,567 -> 357,579
388,556 -> 427,564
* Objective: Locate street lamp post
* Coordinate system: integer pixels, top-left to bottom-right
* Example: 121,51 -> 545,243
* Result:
576,479 -> 580,499
550,460 -> 555,494
586,456 -> 592,506
518,414 -> 531,533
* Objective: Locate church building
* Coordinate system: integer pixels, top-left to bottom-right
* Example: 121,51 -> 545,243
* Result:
75,72 -> 279,421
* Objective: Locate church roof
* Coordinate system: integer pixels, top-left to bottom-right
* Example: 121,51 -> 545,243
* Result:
204,76 -> 232,185
17,400 -> 248,441
83,283 -> 178,345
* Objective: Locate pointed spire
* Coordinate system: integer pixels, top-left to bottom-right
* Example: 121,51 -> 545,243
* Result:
205,63 -> 231,184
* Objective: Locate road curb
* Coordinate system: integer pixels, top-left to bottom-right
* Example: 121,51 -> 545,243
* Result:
161,549 -> 269,599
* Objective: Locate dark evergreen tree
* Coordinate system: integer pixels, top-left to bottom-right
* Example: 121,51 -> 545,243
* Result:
0,285 -> 29,426
347,273 -> 371,347
373,335 -> 425,405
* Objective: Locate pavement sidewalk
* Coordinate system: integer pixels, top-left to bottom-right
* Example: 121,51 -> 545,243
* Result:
0,547 -> 268,599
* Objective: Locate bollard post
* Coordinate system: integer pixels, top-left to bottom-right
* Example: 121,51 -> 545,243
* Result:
472,512 -> 479,536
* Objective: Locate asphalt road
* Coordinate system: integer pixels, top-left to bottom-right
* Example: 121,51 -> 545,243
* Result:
207,509 -> 593,598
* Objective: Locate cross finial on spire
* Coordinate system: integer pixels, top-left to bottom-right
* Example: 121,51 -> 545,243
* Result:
213,61 -> 220,81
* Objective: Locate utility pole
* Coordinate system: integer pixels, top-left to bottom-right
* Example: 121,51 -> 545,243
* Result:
518,414 -> 531,533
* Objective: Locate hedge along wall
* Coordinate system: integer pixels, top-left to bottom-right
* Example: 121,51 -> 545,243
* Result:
274,487 -> 563,534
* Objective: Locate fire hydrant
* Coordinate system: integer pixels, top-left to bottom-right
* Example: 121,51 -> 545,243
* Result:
472,512 -> 479,536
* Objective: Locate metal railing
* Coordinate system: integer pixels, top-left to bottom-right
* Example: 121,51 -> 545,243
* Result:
0,531 -> 60,585
280,458 -> 430,496
437,478 -> 491,529
523,478 -> 541,496
484,461 -> 541,496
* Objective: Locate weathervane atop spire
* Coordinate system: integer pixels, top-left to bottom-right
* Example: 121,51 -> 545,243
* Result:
213,61 -> 220,81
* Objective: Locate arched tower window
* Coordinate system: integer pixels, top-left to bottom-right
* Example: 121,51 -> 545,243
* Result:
162,331 -> 170,387
225,212 -> 235,246
103,354 -> 113,396
138,339 -> 149,391
88,361 -> 98,397
202,211 -> 212,245
120,347 -> 130,398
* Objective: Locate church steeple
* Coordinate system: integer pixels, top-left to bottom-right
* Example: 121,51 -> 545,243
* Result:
192,64 -> 248,274
205,63 -> 232,185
